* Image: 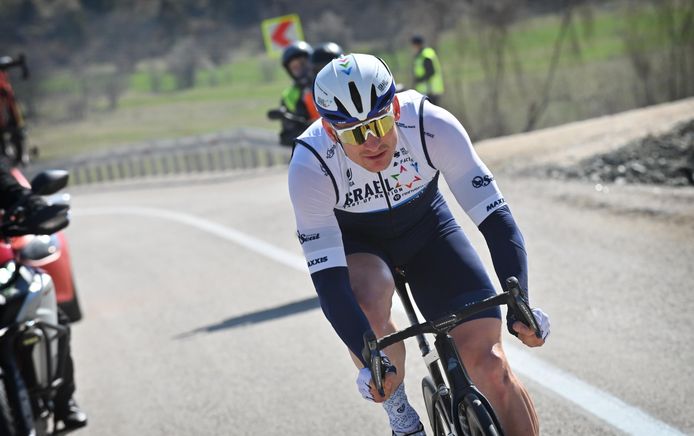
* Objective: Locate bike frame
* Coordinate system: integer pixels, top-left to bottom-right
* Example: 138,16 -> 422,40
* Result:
367,272 -> 539,435
393,271 -> 503,435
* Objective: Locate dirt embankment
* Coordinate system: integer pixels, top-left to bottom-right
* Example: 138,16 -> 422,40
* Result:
543,119 -> 694,187
472,97 -> 694,225
475,97 -> 694,174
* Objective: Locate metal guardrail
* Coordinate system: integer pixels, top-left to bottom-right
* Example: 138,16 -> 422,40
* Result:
26,129 -> 292,186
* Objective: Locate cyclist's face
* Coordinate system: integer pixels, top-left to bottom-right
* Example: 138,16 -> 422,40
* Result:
336,118 -> 398,173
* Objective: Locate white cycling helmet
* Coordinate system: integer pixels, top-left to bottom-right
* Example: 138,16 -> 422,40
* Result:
313,53 -> 396,124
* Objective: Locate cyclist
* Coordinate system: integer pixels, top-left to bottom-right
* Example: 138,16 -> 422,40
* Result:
272,41 -> 320,146
0,156 -> 89,430
0,55 -> 29,165
310,42 -> 344,77
288,54 -> 550,435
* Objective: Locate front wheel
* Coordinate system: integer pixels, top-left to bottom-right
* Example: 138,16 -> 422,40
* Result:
422,376 -> 453,436
459,393 -> 501,436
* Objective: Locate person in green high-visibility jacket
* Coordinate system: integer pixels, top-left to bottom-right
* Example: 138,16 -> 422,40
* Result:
268,41 -> 319,146
411,35 -> 444,106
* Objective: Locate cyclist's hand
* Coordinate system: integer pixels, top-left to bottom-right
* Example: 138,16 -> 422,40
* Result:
370,371 -> 398,403
356,357 -> 397,403
513,307 -> 550,347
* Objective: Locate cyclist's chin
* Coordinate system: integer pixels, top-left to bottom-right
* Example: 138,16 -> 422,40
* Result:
359,148 -> 393,172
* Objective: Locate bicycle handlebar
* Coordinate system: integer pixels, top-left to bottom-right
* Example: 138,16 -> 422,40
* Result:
505,277 -> 541,338
362,331 -> 386,397
362,276 -> 541,395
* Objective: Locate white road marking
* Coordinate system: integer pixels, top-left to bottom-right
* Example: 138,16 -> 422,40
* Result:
75,206 -> 685,436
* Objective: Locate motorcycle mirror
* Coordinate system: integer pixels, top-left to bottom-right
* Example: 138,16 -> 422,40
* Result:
30,170 -> 69,196
267,109 -> 284,120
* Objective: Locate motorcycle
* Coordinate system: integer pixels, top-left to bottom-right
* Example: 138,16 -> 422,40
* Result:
10,168 -> 82,323
0,169 -> 71,436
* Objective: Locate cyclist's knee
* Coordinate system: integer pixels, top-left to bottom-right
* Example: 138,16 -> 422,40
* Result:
347,254 -> 394,326
354,278 -> 394,327
466,346 -> 514,399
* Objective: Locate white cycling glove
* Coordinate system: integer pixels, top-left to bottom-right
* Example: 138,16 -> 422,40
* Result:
357,352 -> 397,402
532,307 -> 551,341
357,366 -> 376,401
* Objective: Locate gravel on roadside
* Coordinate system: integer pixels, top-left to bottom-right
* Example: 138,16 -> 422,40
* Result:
542,119 -> 694,187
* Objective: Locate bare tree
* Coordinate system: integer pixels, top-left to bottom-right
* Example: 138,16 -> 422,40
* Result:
467,0 -> 524,137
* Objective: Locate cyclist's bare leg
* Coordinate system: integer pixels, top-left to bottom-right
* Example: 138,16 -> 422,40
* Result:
450,317 -> 539,436
346,253 -> 406,392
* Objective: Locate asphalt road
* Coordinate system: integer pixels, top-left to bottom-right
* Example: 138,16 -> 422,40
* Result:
59,168 -> 692,436
61,99 -> 694,435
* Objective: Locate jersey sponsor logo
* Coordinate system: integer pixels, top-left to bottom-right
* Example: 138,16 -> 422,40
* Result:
343,178 -> 393,207
297,231 -> 320,244
396,122 -> 415,129
486,197 -> 505,212
307,256 -> 328,267
326,144 -> 336,159
472,175 -> 494,188
346,168 -> 353,181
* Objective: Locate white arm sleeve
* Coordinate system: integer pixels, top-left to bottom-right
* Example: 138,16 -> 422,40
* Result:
287,147 -> 347,274
422,101 -> 506,225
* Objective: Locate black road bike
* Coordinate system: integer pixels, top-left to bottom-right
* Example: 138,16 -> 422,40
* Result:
363,271 -> 541,436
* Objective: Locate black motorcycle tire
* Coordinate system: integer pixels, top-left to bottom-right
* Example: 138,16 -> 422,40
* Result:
459,393 -> 501,436
58,276 -> 83,322
0,374 -> 18,436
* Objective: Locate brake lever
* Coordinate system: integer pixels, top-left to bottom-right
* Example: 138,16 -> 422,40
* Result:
505,277 -> 541,339
362,330 -> 385,397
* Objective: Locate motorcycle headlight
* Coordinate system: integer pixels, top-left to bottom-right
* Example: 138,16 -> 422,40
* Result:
0,261 -> 17,287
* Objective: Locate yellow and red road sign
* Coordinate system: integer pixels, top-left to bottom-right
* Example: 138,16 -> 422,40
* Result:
261,14 -> 305,58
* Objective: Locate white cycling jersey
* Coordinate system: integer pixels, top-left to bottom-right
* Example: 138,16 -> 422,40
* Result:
288,90 -> 505,274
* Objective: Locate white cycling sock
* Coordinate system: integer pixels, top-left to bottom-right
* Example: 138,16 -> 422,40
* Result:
382,382 -> 421,434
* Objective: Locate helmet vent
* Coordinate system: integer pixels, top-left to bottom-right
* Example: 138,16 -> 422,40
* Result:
333,97 -> 351,120
348,81 -> 363,113
370,84 -> 378,111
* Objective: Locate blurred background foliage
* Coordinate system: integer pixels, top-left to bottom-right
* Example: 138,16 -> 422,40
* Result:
1,0 -> 692,160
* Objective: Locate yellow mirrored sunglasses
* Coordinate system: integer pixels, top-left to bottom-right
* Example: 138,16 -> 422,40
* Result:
332,110 -> 396,145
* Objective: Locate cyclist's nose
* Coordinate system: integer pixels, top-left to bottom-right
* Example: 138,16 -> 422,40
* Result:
361,128 -> 382,148
361,133 -> 382,150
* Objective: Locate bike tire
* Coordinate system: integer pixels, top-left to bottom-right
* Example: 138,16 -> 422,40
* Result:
0,375 -> 18,436
459,393 -> 501,436
422,376 -> 453,436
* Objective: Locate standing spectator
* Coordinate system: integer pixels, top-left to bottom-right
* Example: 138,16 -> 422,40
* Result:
411,35 -> 444,106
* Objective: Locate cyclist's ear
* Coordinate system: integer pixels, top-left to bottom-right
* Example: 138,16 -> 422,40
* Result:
322,118 -> 339,143
393,95 -> 401,121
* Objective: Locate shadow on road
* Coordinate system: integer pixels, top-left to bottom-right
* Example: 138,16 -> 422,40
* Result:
174,296 -> 320,339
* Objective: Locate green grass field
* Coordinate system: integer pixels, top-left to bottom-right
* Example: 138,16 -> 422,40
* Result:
27,2 -> 687,161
